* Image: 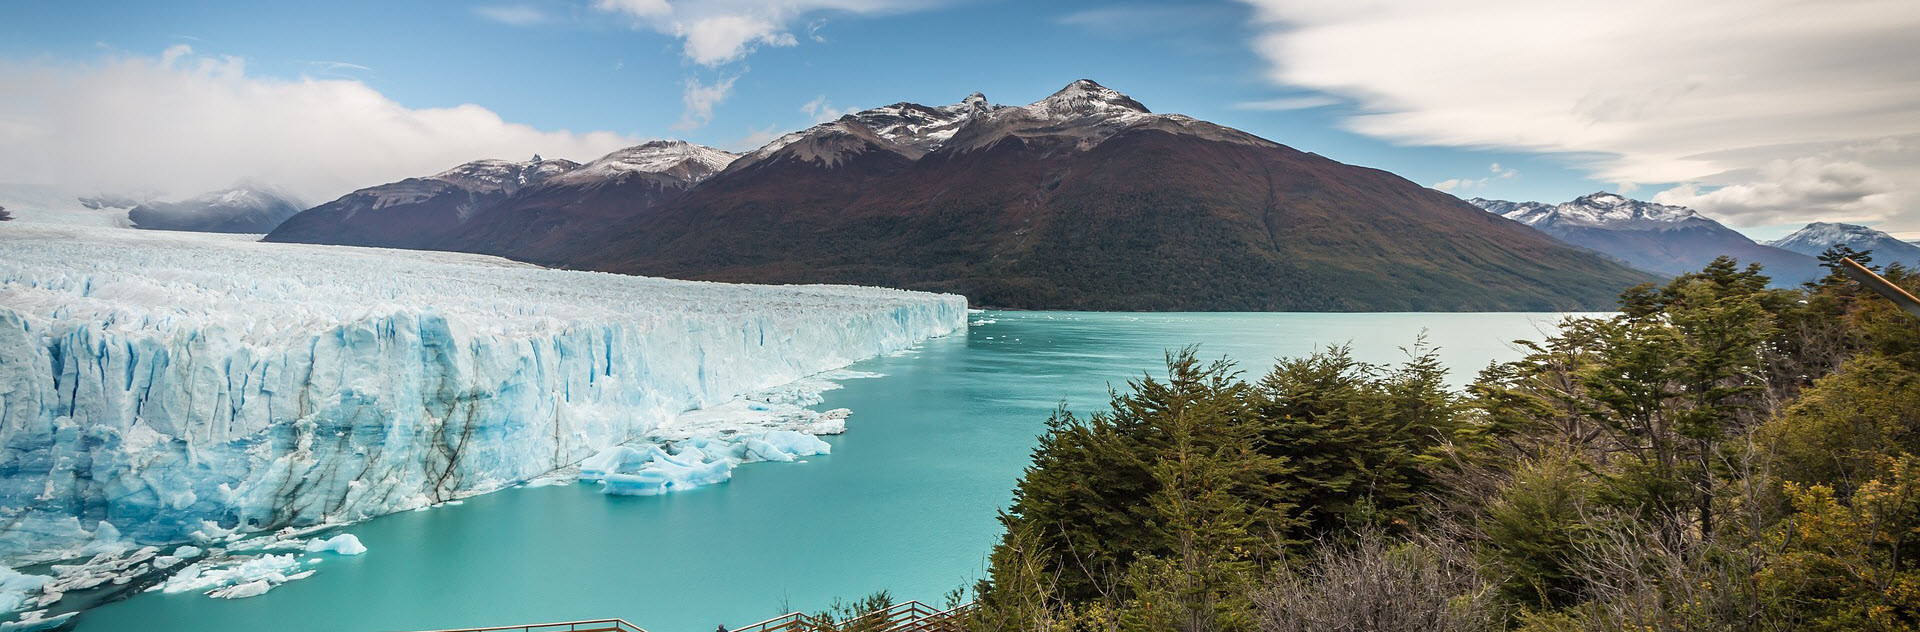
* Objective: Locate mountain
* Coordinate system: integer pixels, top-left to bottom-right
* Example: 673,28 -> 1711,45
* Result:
123,185 -> 304,233
264,156 -> 579,249
440,141 -> 736,264
565,80 -> 1653,311
263,143 -> 736,259
1468,193 -> 1822,286
1768,222 -> 1920,265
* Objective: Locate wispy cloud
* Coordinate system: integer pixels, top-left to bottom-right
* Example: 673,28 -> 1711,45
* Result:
801,95 -> 853,123
1237,0 -> 1920,227
475,5 -> 551,26
1230,95 -> 1339,111
675,74 -> 737,130
1056,4 -> 1235,36
593,0 -> 943,67
0,46 -> 640,202
731,124 -> 784,152
1653,157 -> 1899,226
591,1 -> 947,132
303,60 -> 370,77
1433,162 -> 1520,192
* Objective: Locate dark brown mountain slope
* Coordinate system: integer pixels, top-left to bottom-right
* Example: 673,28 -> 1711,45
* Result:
577,82 -> 1655,311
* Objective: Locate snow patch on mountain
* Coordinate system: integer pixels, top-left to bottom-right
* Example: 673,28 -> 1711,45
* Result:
0,223 -> 967,567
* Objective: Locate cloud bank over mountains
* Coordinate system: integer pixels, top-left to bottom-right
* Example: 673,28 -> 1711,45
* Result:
0,46 -> 641,204
1237,0 -> 1920,227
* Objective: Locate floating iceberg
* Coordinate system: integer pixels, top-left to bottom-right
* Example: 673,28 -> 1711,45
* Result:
576,429 -> 834,496
303,534 -> 366,556
0,224 -> 967,566
156,553 -> 310,598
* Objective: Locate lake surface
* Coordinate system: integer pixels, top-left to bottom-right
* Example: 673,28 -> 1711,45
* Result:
77,311 -> 1583,632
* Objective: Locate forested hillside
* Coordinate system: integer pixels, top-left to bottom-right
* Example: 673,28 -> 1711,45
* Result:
969,249 -> 1920,631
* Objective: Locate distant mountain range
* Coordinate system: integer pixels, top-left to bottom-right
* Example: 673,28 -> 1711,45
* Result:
262,80 -> 1652,311
1768,222 -> 1920,265
1468,193 -> 1823,286
72,185 -> 304,233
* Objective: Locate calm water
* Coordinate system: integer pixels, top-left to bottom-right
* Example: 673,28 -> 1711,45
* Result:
77,311 -> 1581,632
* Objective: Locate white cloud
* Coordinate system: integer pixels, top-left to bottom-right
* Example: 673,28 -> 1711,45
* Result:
305,60 -> 370,73
675,74 -> 737,130
1230,95 -> 1340,111
0,47 -> 641,204
594,0 -> 672,19
731,124 -> 785,152
474,5 -> 551,26
1653,157 -> 1899,226
593,0 -> 941,67
1237,0 -> 1920,227
591,1 -> 942,133
801,95 -> 853,123
1432,162 -> 1518,192
1056,5 -> 1234,35
678,14 -> 795,65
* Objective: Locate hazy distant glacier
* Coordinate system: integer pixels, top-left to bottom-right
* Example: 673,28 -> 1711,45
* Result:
0,224 -> 966,565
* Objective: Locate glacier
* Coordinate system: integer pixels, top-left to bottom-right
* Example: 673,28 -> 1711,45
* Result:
0,223 -> 968,569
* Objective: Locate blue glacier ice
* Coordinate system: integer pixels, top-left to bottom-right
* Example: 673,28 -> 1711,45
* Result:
0,224 -> 968,569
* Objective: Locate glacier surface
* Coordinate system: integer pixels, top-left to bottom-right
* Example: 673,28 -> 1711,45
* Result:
0,223 -> 967,567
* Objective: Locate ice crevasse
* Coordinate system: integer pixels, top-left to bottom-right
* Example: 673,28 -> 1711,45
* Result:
0,224 -> 968,565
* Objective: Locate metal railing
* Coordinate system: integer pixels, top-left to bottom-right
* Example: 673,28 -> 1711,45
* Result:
393,599 -> 974,632
1840,257 -> 1920,319
729,600 -> 975,632
398,619 -> 650,632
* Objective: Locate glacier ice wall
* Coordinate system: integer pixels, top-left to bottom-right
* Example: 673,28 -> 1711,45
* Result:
0,225 -> 966,564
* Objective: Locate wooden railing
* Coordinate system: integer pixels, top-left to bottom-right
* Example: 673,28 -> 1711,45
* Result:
399,619 -> 650,632
729,600 -> 975,632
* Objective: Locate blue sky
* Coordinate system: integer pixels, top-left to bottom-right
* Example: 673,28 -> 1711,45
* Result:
3,0 -> 1915,239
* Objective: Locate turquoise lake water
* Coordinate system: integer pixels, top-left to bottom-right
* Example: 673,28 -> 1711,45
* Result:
76,311 -> 1583,632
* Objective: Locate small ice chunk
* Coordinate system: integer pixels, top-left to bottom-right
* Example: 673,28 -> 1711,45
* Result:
157,554 -> 304,596
208,579 -> 273,599
304,534 -> 366,556
744,430 -> 832,462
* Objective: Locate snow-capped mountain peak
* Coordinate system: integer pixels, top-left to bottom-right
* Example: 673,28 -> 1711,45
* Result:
1769,221 -> 1920,263
961,91 -> 989,112
119,184 -> 306,234
1475,192 -> 1705,231
1772,222 -> 1879,249
558,140 -> 737,185
1465,193 -> 1825,284
731,93 -> 1005,170
1027,79 -> 1151,119
431,156 -> 581,195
